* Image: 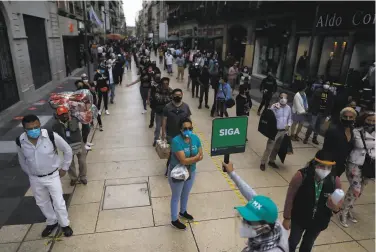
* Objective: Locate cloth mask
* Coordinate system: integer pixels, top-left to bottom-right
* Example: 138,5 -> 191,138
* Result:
239,222 -> 258,238
364,123 -> 375,133
27,128 -> 41,139
279,98 -> 288,105
341,119 -> 354,128
315,169 -> 331,180
182,129 -> 192,138
173,96 -> 182,103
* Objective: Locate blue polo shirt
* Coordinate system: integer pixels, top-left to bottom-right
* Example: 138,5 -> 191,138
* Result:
170,133 -> 201,172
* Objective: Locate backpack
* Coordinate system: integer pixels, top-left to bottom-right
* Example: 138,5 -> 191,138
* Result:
16,130 -> 57,153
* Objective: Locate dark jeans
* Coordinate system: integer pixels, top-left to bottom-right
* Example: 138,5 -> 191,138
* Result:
289,221 -> 322,252
305,113 -> 325,140
97,114 -> 102,127
165,136 -> 173,176
81,124 -> 91,144
150,108 -> 155,126
258,92 -> 273,113
211,88 -> 218,116
217,99 -> 228,117
98,91 -> 109,110
199,85 -> 209,106
192,79 -> 199,98
140,87 -> 149,110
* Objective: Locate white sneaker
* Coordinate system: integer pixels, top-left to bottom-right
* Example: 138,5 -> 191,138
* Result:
142,110 -> 147,114
86,142 -> 94,146
105,110 -> 110,115
85,144 -> 92,151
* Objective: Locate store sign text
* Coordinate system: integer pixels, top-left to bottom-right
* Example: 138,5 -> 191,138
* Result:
316,12 -> 375,28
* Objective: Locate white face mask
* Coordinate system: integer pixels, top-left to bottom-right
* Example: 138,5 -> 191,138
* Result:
239,222 -> 258,238
279,98 -> 287,105
83,79 -> 88,83
323,84 -> 330,90
315,169 -> 331,180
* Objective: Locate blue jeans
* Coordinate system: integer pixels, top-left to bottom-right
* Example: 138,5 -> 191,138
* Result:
109,83 -> 115,102
154,113 -> 163,141
305,113 -> 324,139
168,165 -> 196,221
167,64 -> 172,73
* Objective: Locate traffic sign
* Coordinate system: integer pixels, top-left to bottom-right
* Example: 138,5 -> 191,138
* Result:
211,116 -> 248,156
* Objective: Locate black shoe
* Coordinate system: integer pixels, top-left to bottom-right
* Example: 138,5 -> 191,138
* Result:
205,105 -> 210,109
99,125 -> 103,132
171,220 -> 187,230
198,105 -> 202,109
153,141 -> 156,147
80,178 -> 87,185
268,162 -> 279,169
61,226 -> 73,237
41,223 -> 58,237
179,211 -> 194,221
260,164 -> 266,171
110,100 -> 114,104
70,180 -> 77,186
257,111 -> 261,116
149,124 -> 153,128
303,138 -> 308,144
312,138 -> 319,145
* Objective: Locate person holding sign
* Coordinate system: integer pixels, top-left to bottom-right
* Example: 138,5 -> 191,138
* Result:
168,118 -> 203,230
260,92 -> 292,171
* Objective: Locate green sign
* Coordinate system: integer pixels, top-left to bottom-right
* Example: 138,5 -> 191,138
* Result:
211,116 -> 248,156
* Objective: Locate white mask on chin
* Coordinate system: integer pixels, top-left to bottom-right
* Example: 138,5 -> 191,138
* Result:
315,169 -> 331,180
239,222 -> 258,238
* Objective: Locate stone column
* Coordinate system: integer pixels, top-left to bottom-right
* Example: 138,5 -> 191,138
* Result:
309,35 -> 324,78
221,24 -> 228,61
243,21 -> 255,67
282,20 -> 297,83
339,31 -> 355,84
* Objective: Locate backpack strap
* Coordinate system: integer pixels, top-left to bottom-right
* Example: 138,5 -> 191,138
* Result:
15,136 -> 21,148
277,245 -> 285,252
47,130 -> 57,154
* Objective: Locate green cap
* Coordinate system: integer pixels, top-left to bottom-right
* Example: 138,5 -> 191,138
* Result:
235,195 -> 278,224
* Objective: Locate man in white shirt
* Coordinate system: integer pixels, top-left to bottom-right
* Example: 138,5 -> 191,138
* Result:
165,52 -> 174,76
17,114 -> 73,237
107,60 -> 116,104
260,92 -> 292,171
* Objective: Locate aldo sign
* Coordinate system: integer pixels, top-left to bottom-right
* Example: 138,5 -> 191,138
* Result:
211,116 -> 248,156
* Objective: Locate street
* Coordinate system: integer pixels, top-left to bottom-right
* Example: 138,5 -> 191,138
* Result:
0,59 -> 374,252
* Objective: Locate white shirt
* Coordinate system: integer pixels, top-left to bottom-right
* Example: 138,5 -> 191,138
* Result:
17,129 -> 73,176
108,67 -> 114,84
166,54 -> 174,65
97,46 -> 103,54
270,103 -> 292,130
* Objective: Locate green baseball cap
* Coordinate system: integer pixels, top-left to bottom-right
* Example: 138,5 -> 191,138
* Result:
235,195 -> 278,224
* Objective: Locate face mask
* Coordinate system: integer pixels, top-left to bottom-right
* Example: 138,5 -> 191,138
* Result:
100,69 -> 105,74
26,128 -> 41,139
279,98 -> 287,105
364,123 -> 375,133
173,96 -> 182,103
244,69 -> 248,73
83,79 -> 89,83
182,129 -> 192,138
315,168 -> 331,180
239,221 -> 258,238
341,119 -> 354,128
323,84 -> 330,90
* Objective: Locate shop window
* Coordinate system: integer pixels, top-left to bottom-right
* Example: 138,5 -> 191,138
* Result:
317,36 -> 348,82
294,37 -> 311,79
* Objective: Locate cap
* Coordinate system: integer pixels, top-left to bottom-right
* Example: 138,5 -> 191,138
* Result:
56,106 -> 69,116
81,73 -> 87,79
235,195 -> 278,224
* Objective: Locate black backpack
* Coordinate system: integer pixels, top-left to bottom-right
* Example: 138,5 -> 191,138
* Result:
16,130 -> 57,153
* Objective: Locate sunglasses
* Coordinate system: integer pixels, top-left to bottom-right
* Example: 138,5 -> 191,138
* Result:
183,127 -> 193,131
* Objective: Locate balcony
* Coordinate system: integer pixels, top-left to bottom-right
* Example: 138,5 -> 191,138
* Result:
57,0 -> 83,20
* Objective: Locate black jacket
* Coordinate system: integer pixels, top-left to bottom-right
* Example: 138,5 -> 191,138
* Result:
258,109 -> 278,140
236,93 -> 252,116
190,67 -> 201,79
94,71 -> 109,91
52,117 -> 82,144
260,76 -> 277,93
308,88 -> 334,116
291,164 -> 336,231
199,69 -> 210,86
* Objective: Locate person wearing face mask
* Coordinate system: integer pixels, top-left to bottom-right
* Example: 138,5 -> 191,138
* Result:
222,162 -> 289,252
176,54 -> 185,81
16,114 -> 73,237
291,83 -> 308,141
228,62 -> 239,94
94,66 -> 110,115
339,111 -> 375,227
260,93 -> 292,171
165,51 -> 174,76
303,82 -> 334,145
198,63 -> 211,109
257,72 -> 278,116
216,76 -> 232,118
127,69 -> 152,114
283,150 -> 343,252
322,107 -> 356,177
210,63 -> 221,117
162,89 -> 192,177
190,63 -> 201,98
240,66 -> 251,89
168,118 -> 203,230
106,60 -> 118,104
149,74 -> 161,129
52,106 -> 88,186
152,77 -> 172,146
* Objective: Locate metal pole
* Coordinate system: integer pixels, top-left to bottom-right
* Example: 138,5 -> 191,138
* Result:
83,1 -> 91,81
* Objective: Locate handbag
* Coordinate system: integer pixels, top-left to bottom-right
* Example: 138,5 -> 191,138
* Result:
359,131 -> 375,178
222,84 -> 235,108
100,87 -> 108,92
171,138 -> 193,182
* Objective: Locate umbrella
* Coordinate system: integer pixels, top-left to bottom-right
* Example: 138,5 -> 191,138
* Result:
106,34 -> 124,40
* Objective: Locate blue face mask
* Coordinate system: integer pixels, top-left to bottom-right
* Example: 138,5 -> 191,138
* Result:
27,128 -> 41,139
182,129 -> 192,138
100,69 -> 105,74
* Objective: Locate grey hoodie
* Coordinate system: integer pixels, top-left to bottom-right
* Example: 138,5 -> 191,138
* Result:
229,171 -> 289,252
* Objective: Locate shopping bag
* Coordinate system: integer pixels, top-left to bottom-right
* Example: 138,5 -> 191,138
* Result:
155,140 -> 170,159
258,109 -> 277,140
278,134 -> 294,163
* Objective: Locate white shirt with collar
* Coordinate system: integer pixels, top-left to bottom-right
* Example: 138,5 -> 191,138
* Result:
270,103 -> 292,130
108,67 -> 114,84
17,129 -> 73,177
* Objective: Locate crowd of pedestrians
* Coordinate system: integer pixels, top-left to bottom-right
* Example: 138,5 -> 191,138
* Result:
14,38 -> 374,252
